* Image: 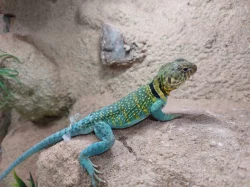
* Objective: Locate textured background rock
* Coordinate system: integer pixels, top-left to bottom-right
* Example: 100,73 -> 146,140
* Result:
0,34 -> 73,121
100,24 -> 147,65
1,0 -> 249,102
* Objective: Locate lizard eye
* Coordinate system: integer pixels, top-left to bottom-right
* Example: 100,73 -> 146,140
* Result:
183,68 -> 189,72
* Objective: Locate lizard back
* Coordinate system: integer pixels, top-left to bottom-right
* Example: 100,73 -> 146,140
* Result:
91,84 -> 159,128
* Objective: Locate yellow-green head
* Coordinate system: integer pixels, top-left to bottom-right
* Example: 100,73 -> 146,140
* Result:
153,58 -> 197,95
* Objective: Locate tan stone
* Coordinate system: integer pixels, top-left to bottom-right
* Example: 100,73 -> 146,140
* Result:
0,34 -> 74,121
36,98 -> 250,187
1,0 -> 249,102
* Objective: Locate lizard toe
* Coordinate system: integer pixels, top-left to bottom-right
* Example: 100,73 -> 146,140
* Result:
94,168 -> 103,174
94,173 -> 106,184
90,160 -> 99,168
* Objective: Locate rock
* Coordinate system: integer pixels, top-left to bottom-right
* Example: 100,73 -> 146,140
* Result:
1,0 -> 249,102
0,111 -> 11,145
101,24 -> 146,65
36,100 -> 250,187
0,111 -> 11,165
0,95 -> 250,187
0,14 -> 15,34
0,34 -> 74,121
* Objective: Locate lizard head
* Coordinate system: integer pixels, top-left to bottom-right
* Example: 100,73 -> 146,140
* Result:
154,58 -> 197,95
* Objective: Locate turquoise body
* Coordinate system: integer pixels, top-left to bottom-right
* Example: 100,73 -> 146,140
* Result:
74,84 -> 159,133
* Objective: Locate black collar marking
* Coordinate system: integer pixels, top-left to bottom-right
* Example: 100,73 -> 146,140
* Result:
149,82 -> 161,98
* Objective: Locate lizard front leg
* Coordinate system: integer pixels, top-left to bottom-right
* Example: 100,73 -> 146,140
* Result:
78,122 -> 115,187
150,99 -> 181,121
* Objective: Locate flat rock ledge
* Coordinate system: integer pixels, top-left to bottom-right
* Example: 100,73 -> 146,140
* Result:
37,110 -> 250,187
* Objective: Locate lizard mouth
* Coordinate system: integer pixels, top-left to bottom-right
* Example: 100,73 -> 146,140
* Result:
184,67 -> 196,80
172,69 -> 195,88
167,77 -> 186,89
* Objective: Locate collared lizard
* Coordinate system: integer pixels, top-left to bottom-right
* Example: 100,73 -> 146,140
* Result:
0,58 -> 197,187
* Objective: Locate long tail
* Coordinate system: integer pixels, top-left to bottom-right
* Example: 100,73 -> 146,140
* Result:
0,127 -> 70,181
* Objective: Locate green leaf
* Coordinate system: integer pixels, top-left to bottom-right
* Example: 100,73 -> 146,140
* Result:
0,53 -> 22,107
11,171 -> 37,187
11,183 -> 19,187
0,80 -> 11,95
0,53 -> 21,63
0,68 -> 21,88
0,81 -> 12,106
28,172 -> 36,187
0,68 -> 19,77
12,170 -> 28,187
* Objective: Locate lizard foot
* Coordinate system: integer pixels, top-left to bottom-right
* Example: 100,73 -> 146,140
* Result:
79,157 -> 106,187
92,161 -> 106,184
90,167 -> 106,187
94,173 -> 106,184
79,122 -> 114,186
171,113 -> 182,119
90,160 -> 104,174
90,160 -> 100,169
162,113 -> 183,121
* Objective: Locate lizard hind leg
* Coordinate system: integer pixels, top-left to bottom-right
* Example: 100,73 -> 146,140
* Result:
78,121 -> 115,187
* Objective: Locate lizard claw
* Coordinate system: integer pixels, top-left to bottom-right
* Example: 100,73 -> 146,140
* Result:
92,163 -> 99,168
166,113 -> 183,121
90,160 -> 99,168
172,113 -> 182,119
94,168 -> 103,174
94,173 -> 106,184
88,160 -> 105,186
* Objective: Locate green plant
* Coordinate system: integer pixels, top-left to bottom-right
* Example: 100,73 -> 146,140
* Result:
0,53 -> 20,107
12,170 -> 37,187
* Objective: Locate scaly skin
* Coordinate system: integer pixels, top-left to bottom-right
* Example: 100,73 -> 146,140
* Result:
0,58 -> 197,186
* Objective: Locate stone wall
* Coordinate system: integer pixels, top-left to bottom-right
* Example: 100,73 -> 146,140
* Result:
0,0 -> 249,103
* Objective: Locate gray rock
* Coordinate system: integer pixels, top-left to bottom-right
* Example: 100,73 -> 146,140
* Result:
0,111 -> 11,165
0,34 -> 74,121
0,14 -> 15,34
0,111 -> 11,145
101,24 -> 146,65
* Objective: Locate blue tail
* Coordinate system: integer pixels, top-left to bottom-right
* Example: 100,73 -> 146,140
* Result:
0,127 -> 70,181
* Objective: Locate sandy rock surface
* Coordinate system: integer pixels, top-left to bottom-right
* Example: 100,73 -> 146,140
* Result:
2,95 -> 248,187
1,0 -> 249,103
36,97 -> 250,187
0,94 -> 249,187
